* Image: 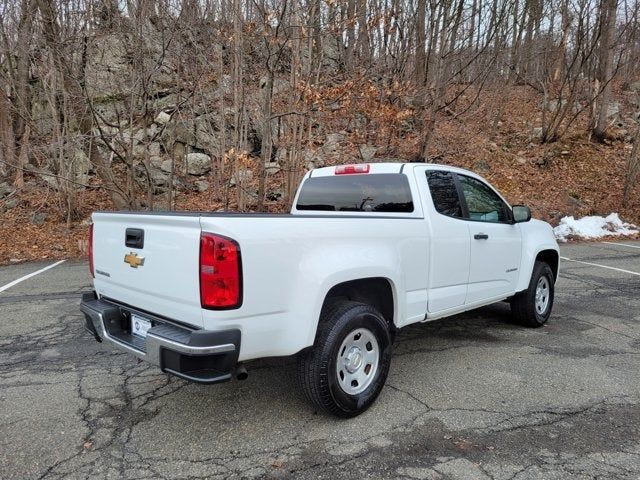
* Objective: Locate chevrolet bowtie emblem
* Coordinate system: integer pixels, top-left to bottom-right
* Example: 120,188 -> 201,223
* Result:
124,252 -> 145,268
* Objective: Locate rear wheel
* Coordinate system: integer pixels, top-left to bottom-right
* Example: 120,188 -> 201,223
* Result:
510,261 -> 555,327
297,300 -> 392,417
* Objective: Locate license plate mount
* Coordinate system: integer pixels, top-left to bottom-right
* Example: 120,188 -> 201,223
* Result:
131,314 -> 152,338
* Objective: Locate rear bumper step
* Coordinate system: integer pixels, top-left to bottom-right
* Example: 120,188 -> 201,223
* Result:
80,292 -> 241,384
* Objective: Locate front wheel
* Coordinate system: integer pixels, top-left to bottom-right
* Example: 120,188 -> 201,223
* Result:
510,261 -> 555,327
297,301 -> 392,417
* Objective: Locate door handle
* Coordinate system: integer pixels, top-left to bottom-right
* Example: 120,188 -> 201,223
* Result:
474,233 -> 489,240
125,228 -> 145,249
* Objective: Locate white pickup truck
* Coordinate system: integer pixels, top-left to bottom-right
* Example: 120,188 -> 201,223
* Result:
81,163 -> 559,417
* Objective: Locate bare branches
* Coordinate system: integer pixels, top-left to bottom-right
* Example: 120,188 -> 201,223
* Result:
0,0 -> 638,222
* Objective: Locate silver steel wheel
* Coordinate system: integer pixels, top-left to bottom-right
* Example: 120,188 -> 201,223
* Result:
535,276 -> 550,315
336,328 -> 379,395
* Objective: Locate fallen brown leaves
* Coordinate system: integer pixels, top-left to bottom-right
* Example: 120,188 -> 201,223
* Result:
1,85 -> 639,265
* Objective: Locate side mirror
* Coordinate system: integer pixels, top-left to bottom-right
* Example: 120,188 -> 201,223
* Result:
512,205 -> 532,223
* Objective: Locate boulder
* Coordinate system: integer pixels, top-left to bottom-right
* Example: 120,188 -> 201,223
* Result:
220,74 -> 233,92
146,123 -> 159,138
302,149 -> 326,168
358,145 -> 377,162
265,162 -> 280,175
185,153 -> 211,175
230,168 -> 253,186
147,142 -> 161,157
131,128 -> 146,143
154,93 -> 180,112
73,148 -> 91,186
161,119 -> 219,153
38,169 -> 59,190
148,169 -> 171,193
149,155 -> 163,169
324,133 -> 345,149
0,182 -> 13,198
275,147 -> 288,164
155,111 -> 171,125
4,198 -> 20,210
543,99 -> 567,112
531,127 -> 544,140
160,159 -> 174,173
195,180 -> 210,192
606,101 -> 620,119
31,212 -> 47,226
474,160 -> 490,172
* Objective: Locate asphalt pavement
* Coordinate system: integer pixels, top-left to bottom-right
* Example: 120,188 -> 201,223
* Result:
1,241 -> 639,479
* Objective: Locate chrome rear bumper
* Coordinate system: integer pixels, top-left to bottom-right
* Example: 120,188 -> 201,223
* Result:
80,292 -> 241,384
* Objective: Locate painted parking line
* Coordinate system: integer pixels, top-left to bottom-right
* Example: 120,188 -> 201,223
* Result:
602,241 -> 640,250
561,256 -> 640,277
0,260 -> 67,293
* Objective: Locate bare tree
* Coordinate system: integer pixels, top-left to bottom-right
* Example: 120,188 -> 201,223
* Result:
593,0 -> 619,141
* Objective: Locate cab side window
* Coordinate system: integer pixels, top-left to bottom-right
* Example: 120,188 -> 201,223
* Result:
457,174 -> 509,223
426,171 -> 463,218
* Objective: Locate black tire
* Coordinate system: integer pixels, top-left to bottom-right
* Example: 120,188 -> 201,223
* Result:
510,261 -> 555,327
297,300 -> 392,418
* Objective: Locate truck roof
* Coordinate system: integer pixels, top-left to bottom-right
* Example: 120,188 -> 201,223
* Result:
309,162 -> 473,178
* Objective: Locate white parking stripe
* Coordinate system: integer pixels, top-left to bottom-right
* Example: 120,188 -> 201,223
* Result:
560,256 -> 640,277
0,260 -> 66,293
602,241 -> 640,250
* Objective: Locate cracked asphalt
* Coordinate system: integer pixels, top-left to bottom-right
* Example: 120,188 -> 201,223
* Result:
1,241 -> 639,479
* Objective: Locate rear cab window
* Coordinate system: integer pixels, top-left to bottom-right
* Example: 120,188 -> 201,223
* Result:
296,173 -> 414,213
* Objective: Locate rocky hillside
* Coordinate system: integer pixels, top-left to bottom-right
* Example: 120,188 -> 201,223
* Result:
1,11 -> 640,264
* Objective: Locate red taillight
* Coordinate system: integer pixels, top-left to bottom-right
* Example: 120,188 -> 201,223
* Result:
335,164 -> 370,175
88,223 -> 95,278
199,233 -> 242,309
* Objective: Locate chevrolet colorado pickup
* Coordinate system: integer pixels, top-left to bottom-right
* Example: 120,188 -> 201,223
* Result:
81,162 -> 559,417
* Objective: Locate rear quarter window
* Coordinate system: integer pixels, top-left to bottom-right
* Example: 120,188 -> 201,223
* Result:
296,174 -> 414,213
426,170 -> 463,218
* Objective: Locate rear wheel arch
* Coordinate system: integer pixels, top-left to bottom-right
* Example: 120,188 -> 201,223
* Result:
320,277 -> 396,330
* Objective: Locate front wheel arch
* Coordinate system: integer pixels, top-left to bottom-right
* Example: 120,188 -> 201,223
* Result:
511,261 -> 555,327
536,249 -> 559,282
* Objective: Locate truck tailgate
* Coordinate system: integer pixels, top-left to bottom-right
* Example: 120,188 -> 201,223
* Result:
92,213 -> 203,328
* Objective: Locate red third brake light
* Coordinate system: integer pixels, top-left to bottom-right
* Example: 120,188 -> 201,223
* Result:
200,233 -> 242,309
335,164 -> 370,175
88,223 -> 95,278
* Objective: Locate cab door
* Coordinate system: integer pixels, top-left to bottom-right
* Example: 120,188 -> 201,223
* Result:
418,168 -> 471,313
455,173 -> 522,304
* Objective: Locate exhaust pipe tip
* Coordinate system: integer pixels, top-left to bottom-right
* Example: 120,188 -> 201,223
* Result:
235,364 -> 248,381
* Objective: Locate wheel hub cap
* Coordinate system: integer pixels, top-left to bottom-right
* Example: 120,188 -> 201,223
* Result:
344,347 -> 363,373
535,276 -> 550,314
336,327 -> 380,395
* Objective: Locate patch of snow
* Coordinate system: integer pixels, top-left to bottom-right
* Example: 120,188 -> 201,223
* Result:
554,213 -> 639,242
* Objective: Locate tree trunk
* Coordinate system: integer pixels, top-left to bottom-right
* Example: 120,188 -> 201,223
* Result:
415,0 -> 426,85
257,73 -> 273,212
623,127 -> 640,205
233,0 -> 245,150
345,0 -> 356,68
593,0 -> 618,141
